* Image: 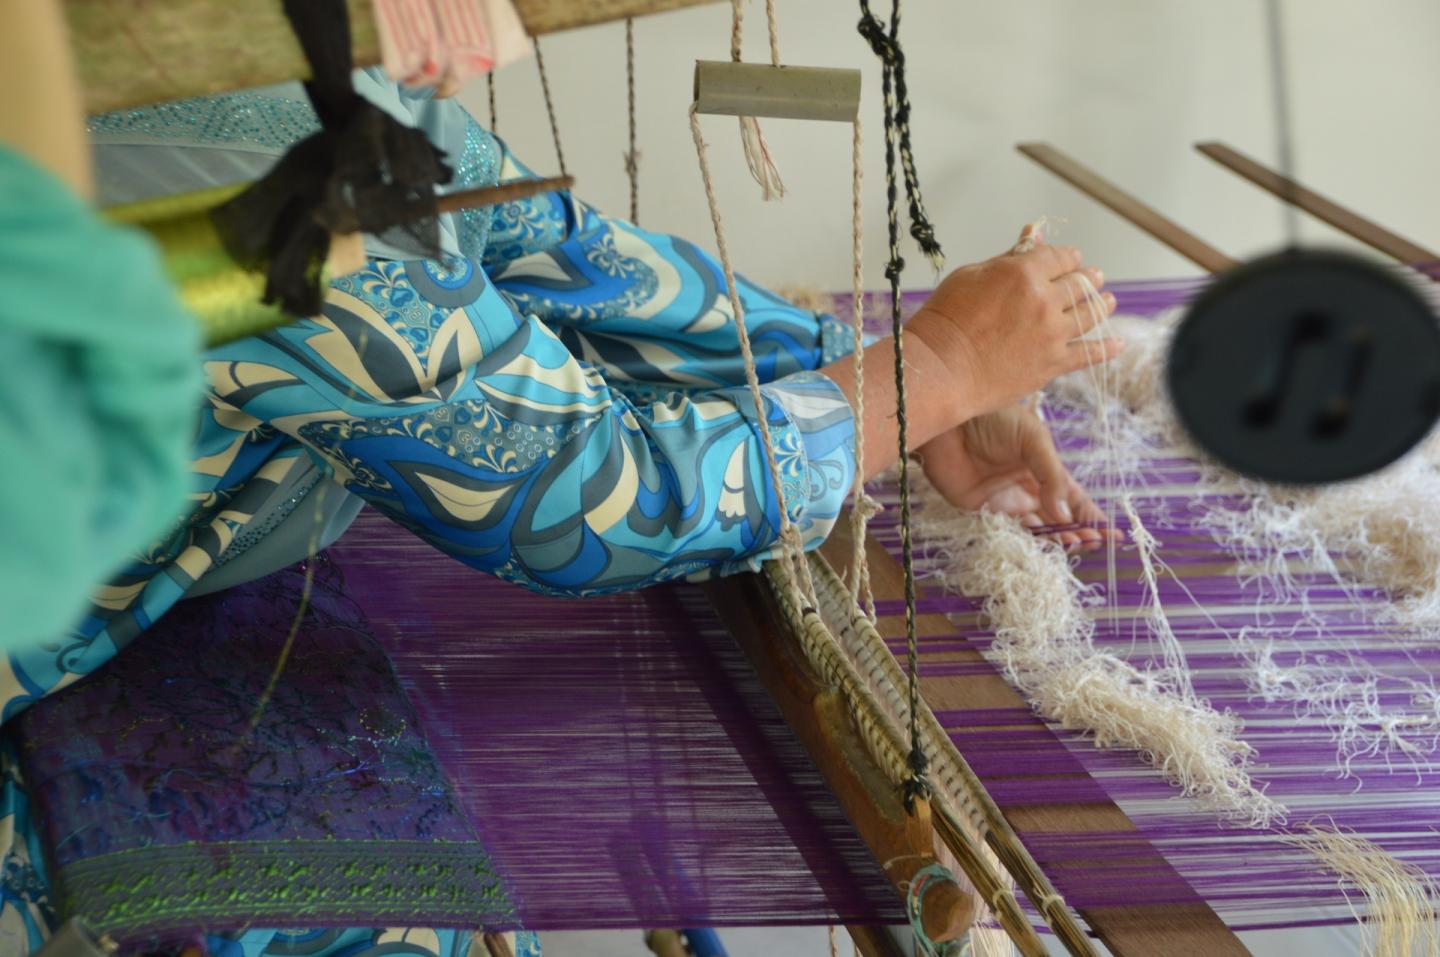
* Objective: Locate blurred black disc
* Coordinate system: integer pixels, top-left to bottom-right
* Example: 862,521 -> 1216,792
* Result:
1167,248 -> 1440,484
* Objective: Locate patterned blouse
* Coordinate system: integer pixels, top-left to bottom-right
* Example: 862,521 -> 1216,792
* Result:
0,76 -> 857,956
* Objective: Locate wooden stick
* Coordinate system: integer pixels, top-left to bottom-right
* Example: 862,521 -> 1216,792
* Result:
643,930 -> 689,957
1195,141 -> 1440,270
481,933 -> 515,957
436,176 -> 573,213
66,0 -> 723,114
1016,143 -> 1237,273
703,574 -> 978,950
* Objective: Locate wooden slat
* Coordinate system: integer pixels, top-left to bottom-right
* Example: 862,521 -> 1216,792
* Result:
1017,143 -> 1237,274
1195,141 -> 1440,269
66,0 -> 723,114
518,0 -> 722,35
819,527 -> 1252,957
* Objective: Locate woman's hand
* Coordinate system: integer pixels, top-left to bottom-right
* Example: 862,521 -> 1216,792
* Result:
916,402 -> 1108,550
909,225 -> 1122,423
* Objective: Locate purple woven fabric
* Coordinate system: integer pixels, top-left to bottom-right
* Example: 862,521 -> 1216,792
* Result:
15,513 -> 902,947
15,558 -> 515,951
864,279 -> 1440,931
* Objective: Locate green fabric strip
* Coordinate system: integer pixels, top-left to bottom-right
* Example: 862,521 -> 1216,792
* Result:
57,839 -> 519,937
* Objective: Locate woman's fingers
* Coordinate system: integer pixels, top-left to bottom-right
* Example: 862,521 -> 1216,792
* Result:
1062,335 -> 1126,373
1023,243 -> 1083,280
1053,265 -> 1104,298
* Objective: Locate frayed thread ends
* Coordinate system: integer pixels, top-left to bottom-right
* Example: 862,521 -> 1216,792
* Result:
738,116 -> 785,201
1292,825 -> 1440,957
917,496 -> 1284,828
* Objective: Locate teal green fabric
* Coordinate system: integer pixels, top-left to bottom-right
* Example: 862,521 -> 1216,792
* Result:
0,147 -> 200,651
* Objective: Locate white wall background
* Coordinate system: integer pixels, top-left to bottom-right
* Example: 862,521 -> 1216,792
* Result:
463,0 -> 1440,291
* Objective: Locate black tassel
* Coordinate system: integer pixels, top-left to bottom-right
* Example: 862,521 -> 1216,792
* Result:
211,0 -> 454,317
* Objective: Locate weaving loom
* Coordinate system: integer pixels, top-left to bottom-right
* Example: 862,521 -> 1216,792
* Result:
32,1 -> 1440,956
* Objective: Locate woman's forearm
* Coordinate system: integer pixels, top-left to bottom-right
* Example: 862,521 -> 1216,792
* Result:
820,333 -> 972,482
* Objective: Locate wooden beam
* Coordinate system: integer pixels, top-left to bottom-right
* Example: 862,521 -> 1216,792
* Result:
819,526 -> 1253,957
1017,142 -> 1237,274
702,572 -> 977,950
1195,141 -> 1440,271
518,0 -> 723,35
65,0 -> 379,114
66,0 -> 723,114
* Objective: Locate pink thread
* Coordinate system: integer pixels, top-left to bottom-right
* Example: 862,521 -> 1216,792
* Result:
376,0 -> 530,95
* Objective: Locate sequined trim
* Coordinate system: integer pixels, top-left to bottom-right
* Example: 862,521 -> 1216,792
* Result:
88,93 -> 321,152
57,840 -> 518,941
452,117 -> 502,260
210,470 -> 325,569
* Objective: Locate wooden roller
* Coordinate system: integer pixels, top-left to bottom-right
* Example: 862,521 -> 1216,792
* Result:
64,0 -> 725,114
703,574 -> 975,948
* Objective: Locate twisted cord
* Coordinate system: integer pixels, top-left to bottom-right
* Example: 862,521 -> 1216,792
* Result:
859,0 -> 929,809
763,0 -> 782,66
486,71 -> 497,132
857,0 -> 943,269
533,37 -> 568,177
847,118 -> 879,621
689,105 -> 816,605
624,17 -> 640,223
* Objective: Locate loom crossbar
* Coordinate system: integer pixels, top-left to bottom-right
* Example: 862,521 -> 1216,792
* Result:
818,523 -> 1254,957
1195,141 -> 1440,273
63,0 -> 725,114
1016,143 -> 1238,274
693,62 -> 862,122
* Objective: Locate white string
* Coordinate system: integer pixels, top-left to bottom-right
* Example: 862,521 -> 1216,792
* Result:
689,104 -> 815,604
847,118 -> 880,620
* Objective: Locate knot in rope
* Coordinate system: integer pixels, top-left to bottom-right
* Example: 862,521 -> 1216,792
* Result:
856,12 -> 898,62
902,743 -> 932,809
855,493 -> 883,520
883,258 -> 907,283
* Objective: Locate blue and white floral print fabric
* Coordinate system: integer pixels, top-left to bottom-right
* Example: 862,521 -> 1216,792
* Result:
0,74 -> 858,956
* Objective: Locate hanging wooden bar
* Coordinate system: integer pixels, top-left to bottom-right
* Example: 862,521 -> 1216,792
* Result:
1016,143 -> 1237,274
64,0 -> 724,114
1195,141 -> 1440,272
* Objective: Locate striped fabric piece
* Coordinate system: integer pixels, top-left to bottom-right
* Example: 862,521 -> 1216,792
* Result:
375,0 -> 505,94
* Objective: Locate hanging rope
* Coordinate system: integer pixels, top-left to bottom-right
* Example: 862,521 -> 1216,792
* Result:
624,16 -> 641,224
846,119 -> 880,621
487,71 -> 498,132
855,0 -> 932,808
856,0 -> 943,270
533,36 -> 568,177
689,104 -> 818,606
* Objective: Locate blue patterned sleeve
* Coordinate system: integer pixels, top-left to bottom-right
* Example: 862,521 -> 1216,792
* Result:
205,250 -> 856,596
482,141 -> 858,389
